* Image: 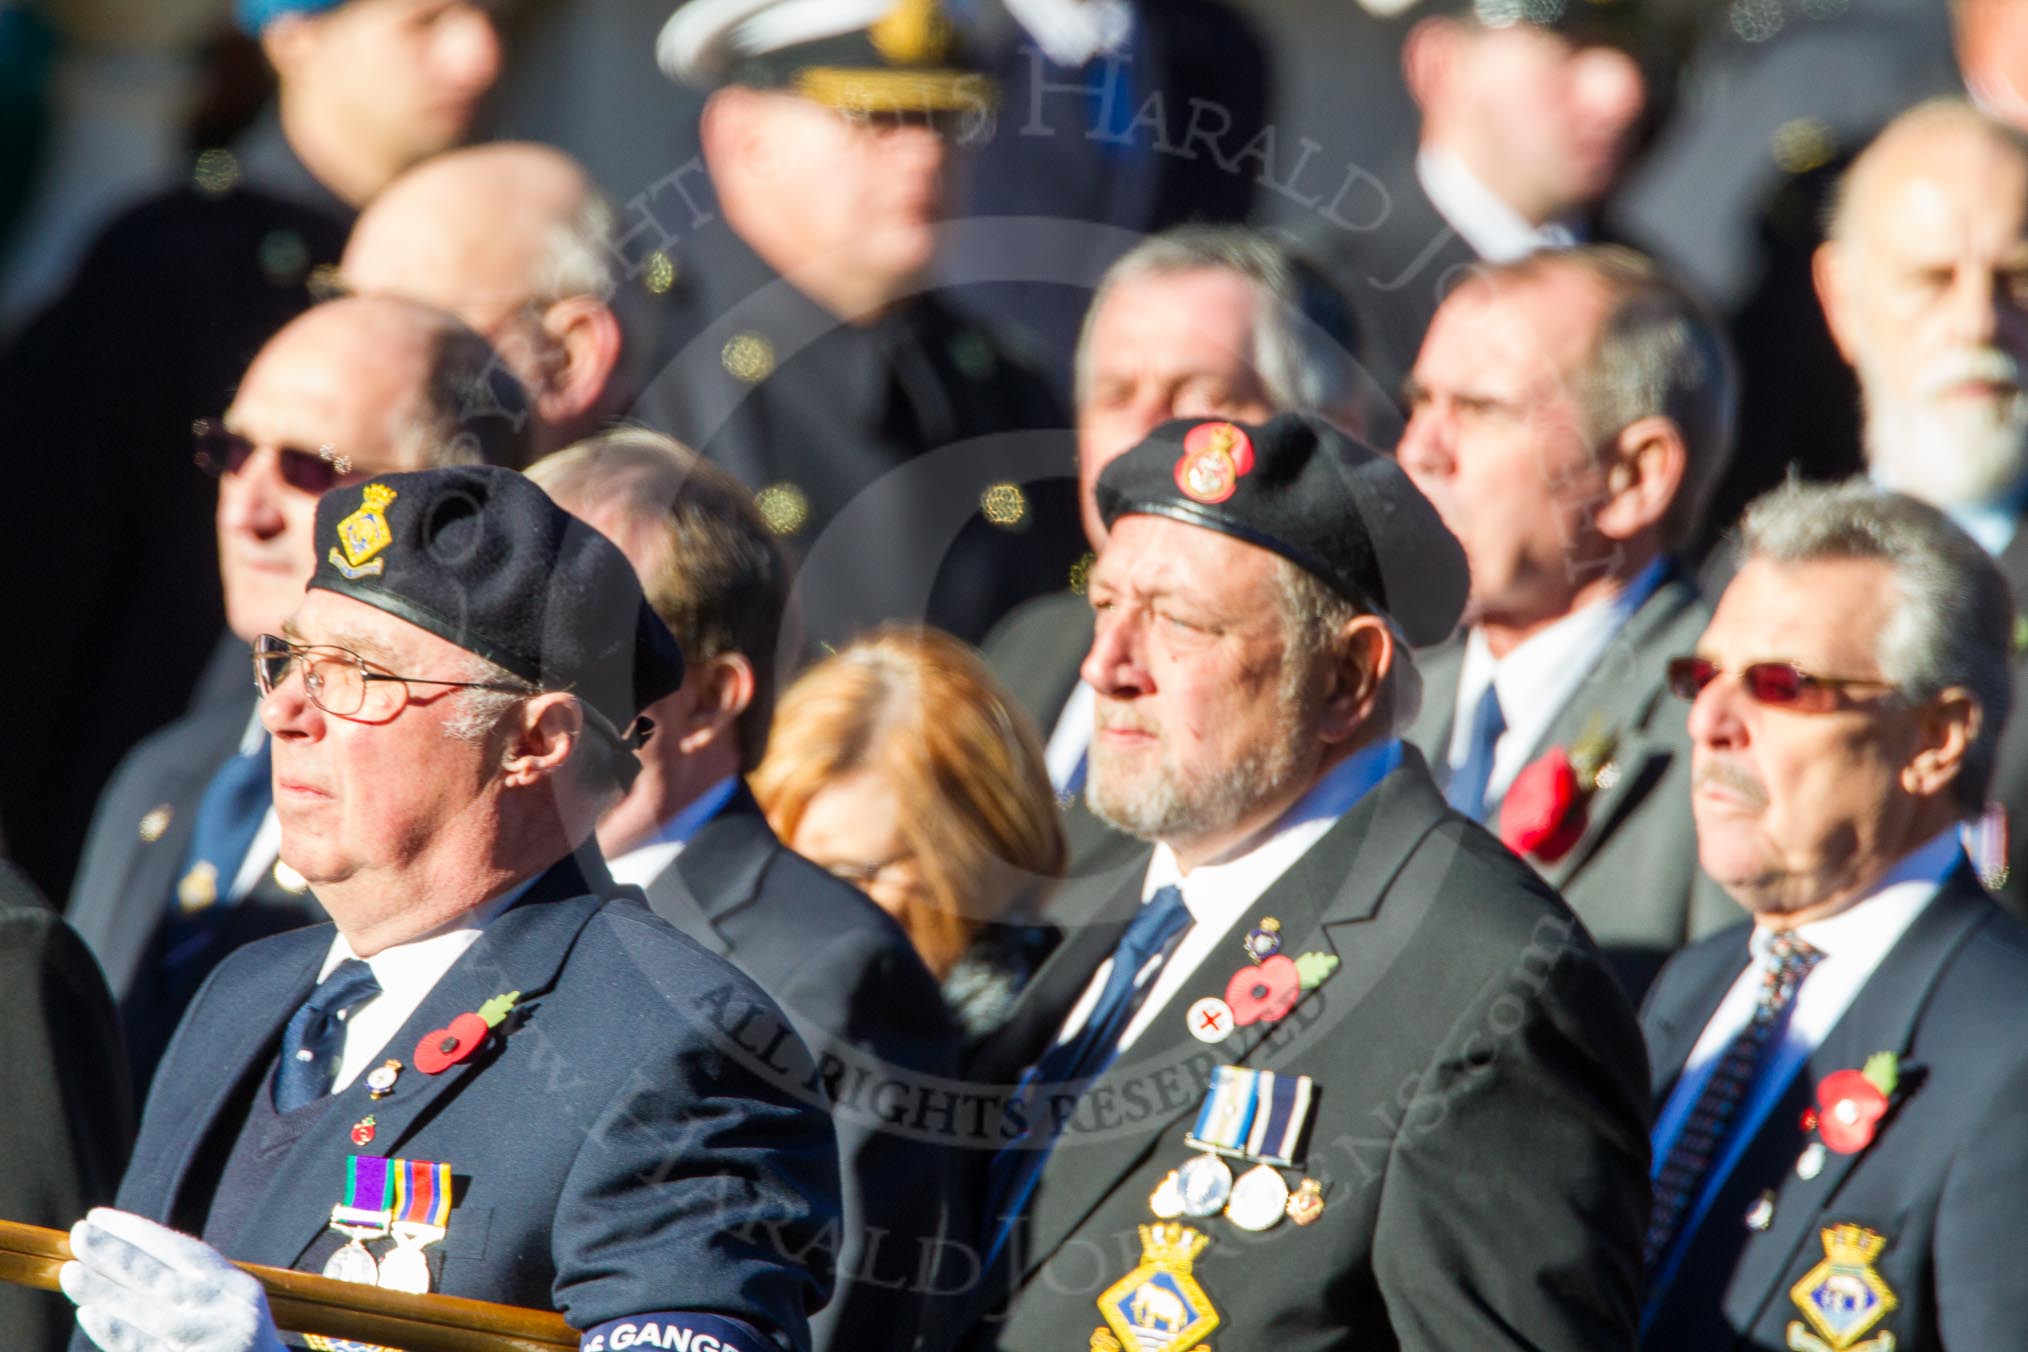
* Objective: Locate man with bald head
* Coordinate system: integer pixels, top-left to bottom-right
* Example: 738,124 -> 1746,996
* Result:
68,295 -> 529,1093
1812,99 -> 2028,911
0,0 -> 505,893
342,142 -> 628,458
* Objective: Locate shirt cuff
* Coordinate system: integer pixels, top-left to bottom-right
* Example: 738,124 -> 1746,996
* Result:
579,1312 -> 776,1352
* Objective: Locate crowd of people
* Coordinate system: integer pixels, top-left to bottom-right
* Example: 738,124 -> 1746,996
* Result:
3,0 -> 2028,1349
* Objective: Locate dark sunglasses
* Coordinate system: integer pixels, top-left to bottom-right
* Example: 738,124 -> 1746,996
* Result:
1664,656 -> 1900,712
193,419 -> 356,495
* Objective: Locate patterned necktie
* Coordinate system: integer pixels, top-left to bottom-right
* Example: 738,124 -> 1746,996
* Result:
1445,681 -> 1507,822
1644,933 -> 1824,1271
984,885 -> 1193,1258
273,959 -> 381,1113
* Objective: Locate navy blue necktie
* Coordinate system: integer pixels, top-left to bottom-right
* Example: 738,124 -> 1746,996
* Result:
986,885 -> 1193,1256
1645,934 -> 1823,1279
175,739 -> 272,914
273,959 -> 381,1113
1445,682 -> 1506,822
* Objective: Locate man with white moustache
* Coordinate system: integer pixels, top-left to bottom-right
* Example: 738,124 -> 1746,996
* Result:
1813,98 -> 2028,911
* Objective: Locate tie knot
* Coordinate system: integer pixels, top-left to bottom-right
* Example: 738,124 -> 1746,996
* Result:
308,958 -> 381,1020
1767,932 -> 1821,972
1118,885 -> 1191,972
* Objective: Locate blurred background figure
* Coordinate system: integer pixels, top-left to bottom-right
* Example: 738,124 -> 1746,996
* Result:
341,141 -> 633,462
1301,0 -> 1649,404
1811,99 -> 2028,915
936,0 -> 1269,401
1609,0 -> 1961,560
983,223 -> 1365,877
530,430 -> 960,1352
1396,245 -> 1738,998
66,295 -> 526,1097
753,625 -> 1066,1045
631,0 -> 1080,652
0,0 -> 502,900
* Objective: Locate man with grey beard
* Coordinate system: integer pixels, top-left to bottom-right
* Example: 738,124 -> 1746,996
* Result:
1814,98 -> 2028,913
944,413 -> 1649,1352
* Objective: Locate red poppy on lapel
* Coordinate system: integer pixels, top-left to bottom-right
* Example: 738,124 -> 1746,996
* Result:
1500,748 -> 1587,861
1811,1054 -> 1899,1155
415,990 -> 520,1075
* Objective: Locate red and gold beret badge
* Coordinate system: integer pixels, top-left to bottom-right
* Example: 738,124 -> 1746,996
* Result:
1174,421 -> 1256,505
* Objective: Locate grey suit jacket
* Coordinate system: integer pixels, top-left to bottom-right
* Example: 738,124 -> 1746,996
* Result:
1640,867 -> 2028,1351
1405,566 -> 1736,998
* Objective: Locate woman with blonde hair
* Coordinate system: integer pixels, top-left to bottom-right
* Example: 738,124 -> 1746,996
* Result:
752,625 -> 1067,1039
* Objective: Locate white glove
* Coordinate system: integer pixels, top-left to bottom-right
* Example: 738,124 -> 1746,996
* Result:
60,1208 -> 288,1352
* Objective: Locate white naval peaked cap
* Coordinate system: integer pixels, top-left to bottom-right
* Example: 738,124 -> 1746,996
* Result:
658,0 -> 897,86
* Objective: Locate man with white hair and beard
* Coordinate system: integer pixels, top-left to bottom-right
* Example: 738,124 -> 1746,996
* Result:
1813,98 -> 2028,912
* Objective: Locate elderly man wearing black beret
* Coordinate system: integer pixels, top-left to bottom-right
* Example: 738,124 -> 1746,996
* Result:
947,413 -> 1652,1352
58,467 -> 841,1352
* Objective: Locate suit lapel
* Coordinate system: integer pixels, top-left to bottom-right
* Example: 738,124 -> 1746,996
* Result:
1517,570 -> 1706,887
230,854 -> 613,1270
154,932 -> 324,1217
1404,637 -> 1463,780
100,709 -> 250,993
1724,873 -> 1994,1339
1014,750 -> 1451,1282
1641,929 -> 1752,1103
644,788 -> 779,956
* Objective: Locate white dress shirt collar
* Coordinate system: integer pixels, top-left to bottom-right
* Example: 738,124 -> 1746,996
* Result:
604,776 -> 740,890
1054,739 -> 1403,1054
1416,145 -> 1579,263
1448,558 -> 1665,806
318,876 -> 534,1091
1748,828 -> 1963,970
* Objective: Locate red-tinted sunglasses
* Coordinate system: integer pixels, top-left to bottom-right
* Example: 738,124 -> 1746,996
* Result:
1665,656 -> 1900,712
193,419 -> 357,495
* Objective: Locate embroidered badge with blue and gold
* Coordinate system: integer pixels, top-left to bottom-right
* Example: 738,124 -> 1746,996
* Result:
329,484 -> 397,580
1786,1223 -> 1898,1351
1094,1223 -> 1219,1352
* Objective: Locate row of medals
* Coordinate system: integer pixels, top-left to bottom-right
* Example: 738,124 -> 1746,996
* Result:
324,1219 -> 442,1294
1150,1151 -> 1326,1233
1148,918 -> 1328,1234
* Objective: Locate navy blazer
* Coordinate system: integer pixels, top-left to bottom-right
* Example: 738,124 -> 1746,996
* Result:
88,850 -> 841,1349
1641,867 -> 2028,1350
640,788 -> 963,1351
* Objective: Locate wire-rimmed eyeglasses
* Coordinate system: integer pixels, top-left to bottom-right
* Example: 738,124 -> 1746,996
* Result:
253,634 -> 531,719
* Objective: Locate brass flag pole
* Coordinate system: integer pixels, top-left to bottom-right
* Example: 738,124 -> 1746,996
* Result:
0,1219 -> 578,1352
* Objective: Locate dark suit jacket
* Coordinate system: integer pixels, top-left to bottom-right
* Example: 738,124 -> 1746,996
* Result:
0,862 -> 131,1352
949,746 -> 1652,1352
979,590 -> 1151,884
1640,867 -> 2028,1351
638,788 -> 961,1351
630,182 -> 1080,652
1406,566 -> 1737,998
85,851 -> 839,1350
66,699 -> 326,1092
1298,157 -> 1482,409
